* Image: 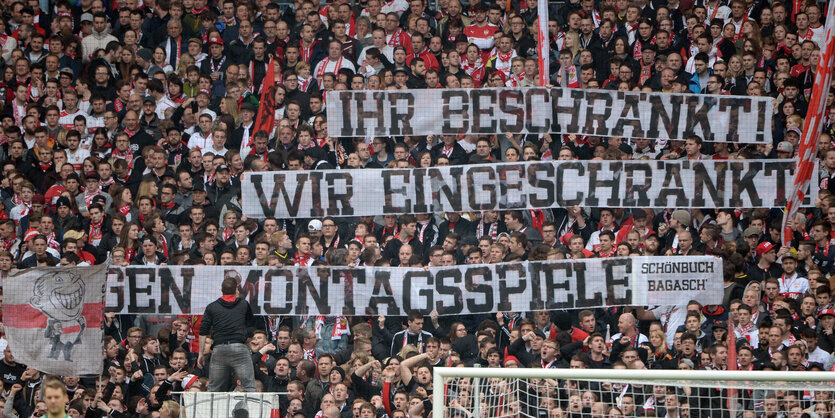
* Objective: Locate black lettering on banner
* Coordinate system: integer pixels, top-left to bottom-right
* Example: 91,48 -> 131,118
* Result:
402,270 -> 433,314
551,88 -> 581,133
295,268 -> 331,315
648,94 -> 682,140
555,162 -> 584,206
499,90 -> 525,132
572,262 -> 603,307
527,89 -> 551,133
251,173 -> 307,218
584,91 -> 612,137
498,164 -> 527,209
685,96 -> 713,141
603,258 -> 632,305
718,97 -> 741,143
543,262 -> 573,309
388,92 -> 414,136
764,160 -> 792,206
653,161 -> 690,207
127,268 -> 155,314
434,268 -> 463,315
611,92 -> 645,137
158,267 -> 192,314
756,100 -> 767,142
585,161 -> 621,207
428,167 -> 463,212
339,91 -> 355,136
464,267 -> 493,312
337,270 -> 355,316
354,91 -> 386,136
106,267 -> 125,313
384,169 -> 412,214
325,172 -> 354,216
466,166 -> 497,210
528,262 -> 544,311
242,269 -> 263,311
692,161 -> 728,207
412,168 -> 428,213
263,269 -> 293,315
497,264 -> 527,312
527,163 -> 555,208
365,270 -> 400,316
624,163 -> 652,207
442,90 -> 470,134
471,89 -> 497,134
308,171 -> 324,217
730,161 -> 764,207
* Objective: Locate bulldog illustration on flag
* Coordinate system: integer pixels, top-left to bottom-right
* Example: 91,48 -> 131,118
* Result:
3,264 -> 106,376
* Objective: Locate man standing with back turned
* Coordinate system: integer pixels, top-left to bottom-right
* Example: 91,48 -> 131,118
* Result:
198,276 -> 257,392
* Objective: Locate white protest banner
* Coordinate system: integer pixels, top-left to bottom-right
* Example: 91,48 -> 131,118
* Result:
3,264 -> 107,376
241,160 -> 814,219
326,88 -> 773,143
106,257 -> 723,316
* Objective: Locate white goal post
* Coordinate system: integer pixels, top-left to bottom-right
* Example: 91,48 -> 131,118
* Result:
432,368 -> 835,418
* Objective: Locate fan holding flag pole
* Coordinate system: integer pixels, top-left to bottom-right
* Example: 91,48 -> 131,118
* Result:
782,0 -> 835,247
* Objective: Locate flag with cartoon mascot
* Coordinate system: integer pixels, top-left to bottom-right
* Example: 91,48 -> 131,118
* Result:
3,264 -> 107,376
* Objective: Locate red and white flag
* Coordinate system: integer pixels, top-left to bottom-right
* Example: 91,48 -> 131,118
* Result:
3,265 -> 106,376
537,0 -> 549,87
782,0 -> 835,246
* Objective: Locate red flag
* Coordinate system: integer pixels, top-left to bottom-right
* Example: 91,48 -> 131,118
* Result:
251,57 -> 278,148
726,321 -> 738,411
782,0 -> 835,246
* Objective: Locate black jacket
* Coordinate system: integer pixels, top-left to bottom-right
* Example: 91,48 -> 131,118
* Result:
199,296 -> 255,346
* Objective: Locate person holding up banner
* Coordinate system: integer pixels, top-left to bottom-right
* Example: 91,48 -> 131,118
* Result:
198,276 -> 256,392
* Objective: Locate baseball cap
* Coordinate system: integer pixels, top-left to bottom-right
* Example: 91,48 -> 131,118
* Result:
786,127 -> 802,137
756,241 -> 775,256
209,36 -> 224,46
57,11 -> 72,19
743,226 -> 761,237
776,141 -> 794,153
59,68 -> 75,78
183,374 -> 199,390
81,13 -> 93,23
819,309 -> 835,319
308,219 -> 323,232
782,248 -> 798,260
532,329 -> 547,339
192,182 -> 206,192
215,164 -> 230,172
143,95 -> 155,105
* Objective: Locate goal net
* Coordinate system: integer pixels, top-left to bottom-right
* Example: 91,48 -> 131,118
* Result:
432,368 -> 835,418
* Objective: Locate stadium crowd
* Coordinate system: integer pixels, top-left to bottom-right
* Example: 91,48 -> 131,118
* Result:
0,0 -> 833,415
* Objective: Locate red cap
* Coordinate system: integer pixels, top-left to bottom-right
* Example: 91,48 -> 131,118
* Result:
32,195 -> 45,205
819,309 -> 835,319
209,36 -> 224,46
183,374 -> 199,390
756,241 -> 775,256
503,355 -> 520,366
24,229 -> 39,242
58,11 -> 72,19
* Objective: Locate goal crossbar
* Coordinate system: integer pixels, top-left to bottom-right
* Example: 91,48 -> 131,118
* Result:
431,367 -> 835,417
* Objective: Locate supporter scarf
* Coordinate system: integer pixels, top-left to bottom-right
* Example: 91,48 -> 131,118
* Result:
39,162 -> 52,172
388,28 -> 405,47
303,348 -> 317,362
300,41 -> 317,62
294,252 -> 312,265
298,76 -> 311,92
209,56 -> 226,74
639,61 -> 652,86
158,234 -> 169,258
83,186 -> 101,208
461,58 -> 486,84
314,316 -> 350,340
733,15 -> 747,42
191,5 -> 208,14
476,220 -> 499,242
316,56 -> 343,79
557,65 -> 579,88
222,227 -> 234,241
1,233 -> 16,251
88,219 -> 103,245
111,148 -> 135,167
441,144 -> 454,157
101,177 -> 115,188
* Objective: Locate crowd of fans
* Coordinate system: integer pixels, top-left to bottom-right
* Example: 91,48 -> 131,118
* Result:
0,0 -> 833,415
